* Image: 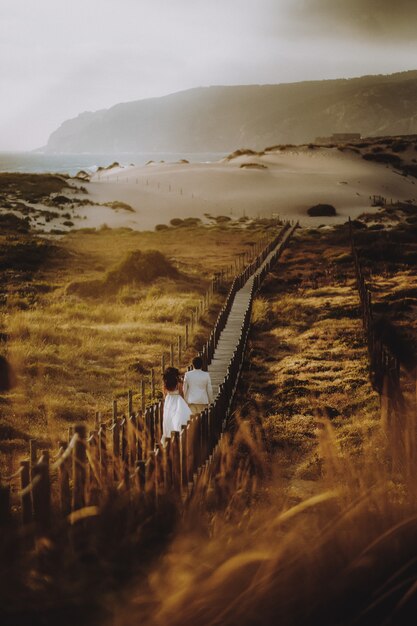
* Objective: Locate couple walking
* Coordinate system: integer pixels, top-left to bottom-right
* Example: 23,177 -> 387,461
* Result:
162,356 -> 213,443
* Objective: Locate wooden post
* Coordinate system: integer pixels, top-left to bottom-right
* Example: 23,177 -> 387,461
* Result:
99,422 -> 107,479
181,425 -> 188,489
141,379 -> 146,414
163,439 -> 172,490
154,444 -> 164,498
94,411 -> 100,429
151,368 -> 155,398
136,460 -> 146,492
171,431 -> 181,494
87,431 -> 99,505
178,335 -> 182,364
161,353 -> 165,375
58,441 -> 71,515
113,419 -> 121,479
121,418 -> 128,467
112,401 -> 120,462
129,414 -> 138,466
29,439 -> 37,477
72,425 -> 87,511
185,324 -> 189,349
137,412 -> 144,461
145,452 -> 156,500
0,484 -> 11,527
127,390 -> 133,417
32,455 -> 51,528
170,342 -> 174,367
20,459 -> 32,524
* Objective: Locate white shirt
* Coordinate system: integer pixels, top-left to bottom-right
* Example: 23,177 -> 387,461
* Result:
183,369 -> 213,405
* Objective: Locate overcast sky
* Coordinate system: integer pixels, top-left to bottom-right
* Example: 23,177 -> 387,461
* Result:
1,0 -> 416,150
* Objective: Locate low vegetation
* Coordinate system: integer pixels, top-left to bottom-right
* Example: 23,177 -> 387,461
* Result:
307,203 -> 337,217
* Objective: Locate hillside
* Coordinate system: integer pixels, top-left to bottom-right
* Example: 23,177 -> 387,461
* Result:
45,70 -> 417,153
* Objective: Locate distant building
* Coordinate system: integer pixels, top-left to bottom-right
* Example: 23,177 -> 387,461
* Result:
315,132 -> 361,143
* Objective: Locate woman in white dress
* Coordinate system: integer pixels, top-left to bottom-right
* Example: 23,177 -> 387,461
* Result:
162,367 -> 192,443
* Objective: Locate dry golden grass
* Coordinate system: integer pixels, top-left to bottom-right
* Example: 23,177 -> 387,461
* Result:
0,223 -> 268,460
112,404 -> 417,626
1,220 -> 417,626
236,228 -> 381,499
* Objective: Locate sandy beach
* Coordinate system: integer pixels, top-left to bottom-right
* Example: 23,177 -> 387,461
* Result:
80,146 -> 417,230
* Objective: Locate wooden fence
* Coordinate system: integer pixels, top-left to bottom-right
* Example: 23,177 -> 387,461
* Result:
348,217 -> 404,396
348,218 -> 417,466
132,231 -> 278,406
0,222 -> 298,530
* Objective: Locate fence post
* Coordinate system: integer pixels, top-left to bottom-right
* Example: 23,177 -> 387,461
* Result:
99,422 -> 107,479
161,353 -> 165,375
20,459 -> 32,524
113,401 -> 120,466
178,335 -> 182,364
136,460 -> 146,493
88,432 -> 100,506
58,441 -> 71,515
0,484 -> 11,527
171,432 -> 181,494
151,368 -> 155,398
32,454 -> 51,529
185,323 -> 189,349
121,418 -> 128,467
141,379 -> 146,414
72,425 -> 87,511
170,343 -> 174,367
128,390 -> 133,417
181,425 -> 188,489
29,438 -> 37,479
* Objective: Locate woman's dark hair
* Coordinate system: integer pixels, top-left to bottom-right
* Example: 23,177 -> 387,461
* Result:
163,367 -> 180,391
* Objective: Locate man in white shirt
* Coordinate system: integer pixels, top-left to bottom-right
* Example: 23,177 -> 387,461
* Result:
183,356 -> 213,415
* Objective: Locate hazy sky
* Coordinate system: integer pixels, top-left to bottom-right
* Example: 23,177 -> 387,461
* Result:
1,0 -> 416,150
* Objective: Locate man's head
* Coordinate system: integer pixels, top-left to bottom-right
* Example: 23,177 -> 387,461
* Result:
192,356 -> 203,370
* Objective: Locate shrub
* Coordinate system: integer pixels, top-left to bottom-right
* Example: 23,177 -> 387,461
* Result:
105,201 -> 134,212
307,204 -> 337,217
226,148 -> 258,160
239,163 -> 268,169
391,141 -> 408,153
362,152 -> 403,167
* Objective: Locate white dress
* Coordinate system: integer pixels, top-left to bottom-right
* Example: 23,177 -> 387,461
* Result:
162,389 -> 192,443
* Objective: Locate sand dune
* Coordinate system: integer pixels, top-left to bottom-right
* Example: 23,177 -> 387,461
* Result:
81,146 -> 417,230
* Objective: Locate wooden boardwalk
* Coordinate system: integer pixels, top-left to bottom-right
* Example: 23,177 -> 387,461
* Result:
208,226 -> 295,398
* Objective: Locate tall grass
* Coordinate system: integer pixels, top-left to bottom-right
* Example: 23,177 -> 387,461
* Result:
114,405 -> 417,626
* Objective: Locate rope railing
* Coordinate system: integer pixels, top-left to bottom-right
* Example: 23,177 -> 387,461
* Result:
0,222 -> 298,529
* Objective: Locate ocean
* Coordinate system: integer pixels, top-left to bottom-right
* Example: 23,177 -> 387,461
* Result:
0,151 -> 226,176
